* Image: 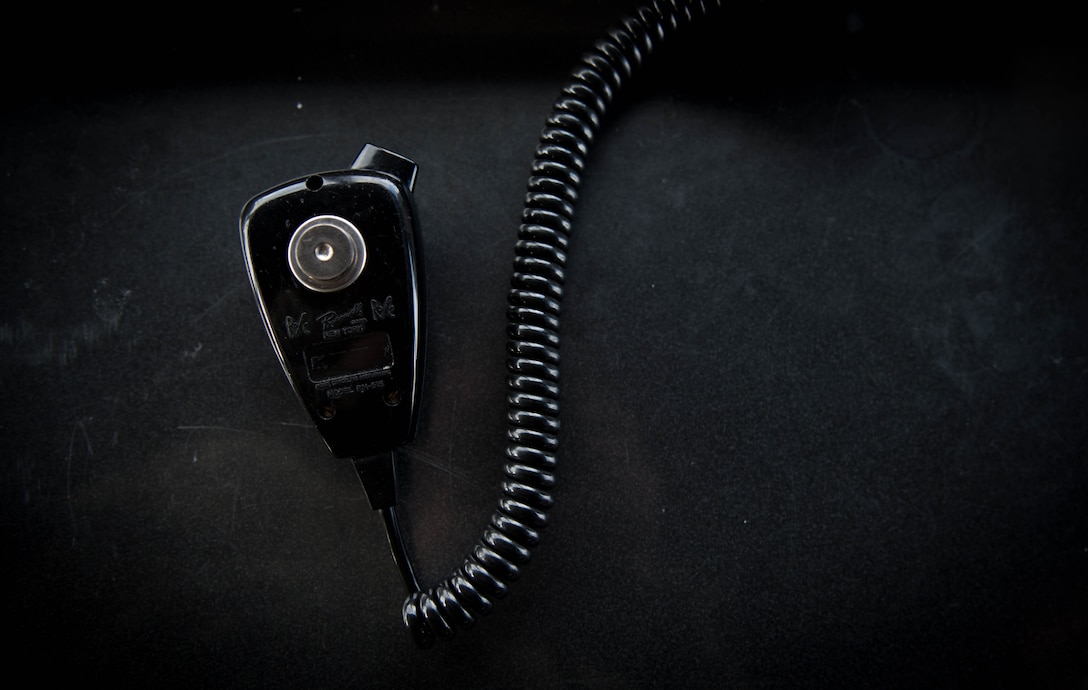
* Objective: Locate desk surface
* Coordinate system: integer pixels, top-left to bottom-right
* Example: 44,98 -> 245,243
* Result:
3,2 -> 1085,687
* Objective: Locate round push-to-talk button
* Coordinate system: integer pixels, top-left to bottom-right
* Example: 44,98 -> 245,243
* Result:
287,215 -> 367,292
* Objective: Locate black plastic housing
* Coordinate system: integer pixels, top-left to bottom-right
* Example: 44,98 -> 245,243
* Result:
240,146 -> 424,459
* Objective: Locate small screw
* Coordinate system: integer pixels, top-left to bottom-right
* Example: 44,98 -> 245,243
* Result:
314,242 -> 334,262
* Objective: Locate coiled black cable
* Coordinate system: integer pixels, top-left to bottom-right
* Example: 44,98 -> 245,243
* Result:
402,0 -> 723,648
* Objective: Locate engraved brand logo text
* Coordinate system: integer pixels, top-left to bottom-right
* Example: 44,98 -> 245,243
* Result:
371,296 -> 395,321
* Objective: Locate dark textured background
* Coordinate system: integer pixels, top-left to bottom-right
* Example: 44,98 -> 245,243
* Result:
3,2 -> 1085,687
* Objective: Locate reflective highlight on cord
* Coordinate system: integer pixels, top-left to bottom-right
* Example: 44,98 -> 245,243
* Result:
402,0 -> 722,648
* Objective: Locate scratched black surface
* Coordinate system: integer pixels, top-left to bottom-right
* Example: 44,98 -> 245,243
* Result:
2,2 -> 1086,688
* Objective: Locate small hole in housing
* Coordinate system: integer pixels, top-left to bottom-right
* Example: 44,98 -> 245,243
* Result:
318,403 -> 336,420
306,175 -> 324,191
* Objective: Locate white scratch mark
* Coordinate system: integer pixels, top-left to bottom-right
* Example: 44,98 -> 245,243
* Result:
176,425 -> 258,434
104,133 -> 333,220
230,492 -> 238,534
66,419 -> 93,546
192,286 -> 241,324
400,446 -> 489,494
448,398 -> 458,498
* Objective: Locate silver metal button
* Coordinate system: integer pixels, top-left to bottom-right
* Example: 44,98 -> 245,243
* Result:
287,215 -> 367,292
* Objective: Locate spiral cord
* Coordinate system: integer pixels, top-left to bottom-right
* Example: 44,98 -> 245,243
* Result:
402,0 -> 723,648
